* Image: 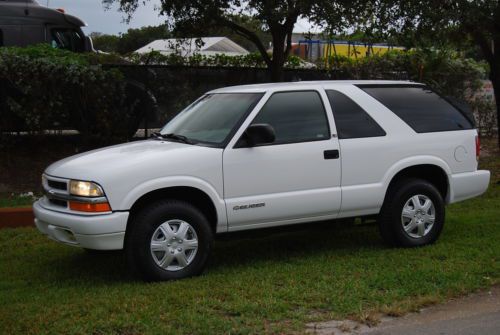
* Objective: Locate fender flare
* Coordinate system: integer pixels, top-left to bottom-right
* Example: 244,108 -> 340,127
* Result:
381,155 -> 452,198
119,176 -> 227,230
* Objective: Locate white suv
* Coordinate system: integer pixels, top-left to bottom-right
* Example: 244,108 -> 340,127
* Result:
34,81 -> 490,280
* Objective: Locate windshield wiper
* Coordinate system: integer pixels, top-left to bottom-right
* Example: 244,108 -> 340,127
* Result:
152,132 -> 196,144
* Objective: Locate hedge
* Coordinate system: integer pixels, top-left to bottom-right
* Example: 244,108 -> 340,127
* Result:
0,45 -> 492,143
0,45 -> 138,142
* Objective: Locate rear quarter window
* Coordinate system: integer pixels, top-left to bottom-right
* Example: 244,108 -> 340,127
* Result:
326,90 -> 386,139
358,85 -> 473,133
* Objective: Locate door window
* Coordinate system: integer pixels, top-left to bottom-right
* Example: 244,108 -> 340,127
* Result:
250,91 -> 330,145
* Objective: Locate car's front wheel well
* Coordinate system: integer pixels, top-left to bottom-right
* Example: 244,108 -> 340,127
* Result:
386,165 -> 449,201
127,187 -> 218,234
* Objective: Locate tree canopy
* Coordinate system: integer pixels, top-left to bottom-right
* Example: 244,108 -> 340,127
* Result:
103,0 -> 349,81
91,24 -> 171,54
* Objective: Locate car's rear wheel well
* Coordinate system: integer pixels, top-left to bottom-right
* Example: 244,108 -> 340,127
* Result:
127,187 -> 218,234
386,165 -> 449,201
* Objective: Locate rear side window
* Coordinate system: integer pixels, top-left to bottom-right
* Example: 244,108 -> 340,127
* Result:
359,85 -> 473,133
326,90 -> 386,139
251,91 -> 330,144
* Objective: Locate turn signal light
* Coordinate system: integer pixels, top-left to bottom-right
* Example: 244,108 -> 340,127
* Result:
69,201 -> 111,213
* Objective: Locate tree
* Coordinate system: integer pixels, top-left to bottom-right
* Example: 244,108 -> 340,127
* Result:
116,24 -> 171,54
323,0 -> 500,145
90,32 -> 120,53
201,15 -> 272,54
103,0 -> 340,81
91,24 -> 171,54
415,1 -> 500,146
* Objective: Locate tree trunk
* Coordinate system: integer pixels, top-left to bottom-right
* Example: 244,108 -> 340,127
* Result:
491,73 -> 500,147
267,31 -> 286,82
269,62 -> 284,82
489,48 -> 500,147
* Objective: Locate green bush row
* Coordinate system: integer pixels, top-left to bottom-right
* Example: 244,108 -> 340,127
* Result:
129,50 -> 306,69
322,49 -> 488,99
133,48 -> 487,102
0,44 -> 491,144
0,45 -> 138,142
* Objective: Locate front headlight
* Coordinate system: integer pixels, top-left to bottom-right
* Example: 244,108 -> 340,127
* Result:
69,180 -> 104,197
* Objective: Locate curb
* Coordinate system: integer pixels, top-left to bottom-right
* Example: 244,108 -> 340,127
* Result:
0,207 -> 34,229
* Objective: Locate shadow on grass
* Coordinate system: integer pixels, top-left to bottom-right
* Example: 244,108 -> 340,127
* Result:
39,219 -> 383,283
210,219 -> 383,269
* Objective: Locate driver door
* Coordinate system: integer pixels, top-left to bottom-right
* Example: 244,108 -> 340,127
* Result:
223,89 -> 342,230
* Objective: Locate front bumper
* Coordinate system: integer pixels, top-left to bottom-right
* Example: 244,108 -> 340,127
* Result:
449,170 -> 490,203
33,200 -> 129,250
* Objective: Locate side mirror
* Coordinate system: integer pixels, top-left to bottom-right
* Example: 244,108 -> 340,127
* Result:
237,123 -> 276,147
84,36 -> 95,52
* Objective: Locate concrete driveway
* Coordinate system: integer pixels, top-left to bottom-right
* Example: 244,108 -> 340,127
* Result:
307,286 -> 500,335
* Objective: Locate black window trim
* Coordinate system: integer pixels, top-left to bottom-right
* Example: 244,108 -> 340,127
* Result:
325,89 -> 387,140
233,89 -> 332,148
356,83 -> 475,133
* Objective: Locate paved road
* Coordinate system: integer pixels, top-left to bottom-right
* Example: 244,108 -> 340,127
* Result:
307,286 -> 500,335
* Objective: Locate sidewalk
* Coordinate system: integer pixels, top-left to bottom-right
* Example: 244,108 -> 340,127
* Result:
307,286 -> 500,335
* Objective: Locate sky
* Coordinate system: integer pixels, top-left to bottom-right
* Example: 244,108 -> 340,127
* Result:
42,0 -> 316,35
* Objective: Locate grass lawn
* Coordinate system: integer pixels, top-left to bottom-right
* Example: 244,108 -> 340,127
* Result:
0,151 -> 498,334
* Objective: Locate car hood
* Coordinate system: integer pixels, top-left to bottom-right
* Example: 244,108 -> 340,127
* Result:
45,140 -> 224,210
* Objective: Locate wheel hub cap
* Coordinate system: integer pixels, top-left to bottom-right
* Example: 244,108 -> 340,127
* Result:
401,194 -> 436,239
150,219 -> 199,271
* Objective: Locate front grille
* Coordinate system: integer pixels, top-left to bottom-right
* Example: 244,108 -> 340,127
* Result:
43,175 -> 70,210
47,180 -> 67,191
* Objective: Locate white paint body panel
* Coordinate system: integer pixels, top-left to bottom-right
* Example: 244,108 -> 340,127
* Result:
44,140 -> 227,232
33,80 -> 490,249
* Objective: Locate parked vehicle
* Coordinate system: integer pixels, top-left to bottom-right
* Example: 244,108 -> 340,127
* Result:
33,81 -> 490,281
0,0 -> 160,137
0,0 -> 94,51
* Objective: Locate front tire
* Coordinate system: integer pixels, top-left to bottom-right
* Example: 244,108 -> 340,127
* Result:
379,178 -> 445,247
125,200 -> 213,281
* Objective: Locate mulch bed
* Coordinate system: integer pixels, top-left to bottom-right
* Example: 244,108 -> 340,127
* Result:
0,207 -> 34,228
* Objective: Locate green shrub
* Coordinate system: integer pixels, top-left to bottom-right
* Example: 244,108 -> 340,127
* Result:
0,44 -> 490,145
0,45 -> 137,142
320,49 -> 487,102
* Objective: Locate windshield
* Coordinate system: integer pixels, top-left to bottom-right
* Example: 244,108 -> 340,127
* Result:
160,93 -> 263,146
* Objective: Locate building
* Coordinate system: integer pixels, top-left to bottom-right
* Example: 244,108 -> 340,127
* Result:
291,40 -> 406,62
135,37 -> 249,57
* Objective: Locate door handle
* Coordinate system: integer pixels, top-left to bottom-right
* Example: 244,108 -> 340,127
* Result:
324,149 -> 339,160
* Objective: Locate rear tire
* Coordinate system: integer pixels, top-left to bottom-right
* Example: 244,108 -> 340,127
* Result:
379,178 -> 445,247
125,200 -> 213,281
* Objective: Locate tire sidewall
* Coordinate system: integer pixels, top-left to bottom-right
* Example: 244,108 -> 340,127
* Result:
387,180 -> 445,247
127,200 -> 213,281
